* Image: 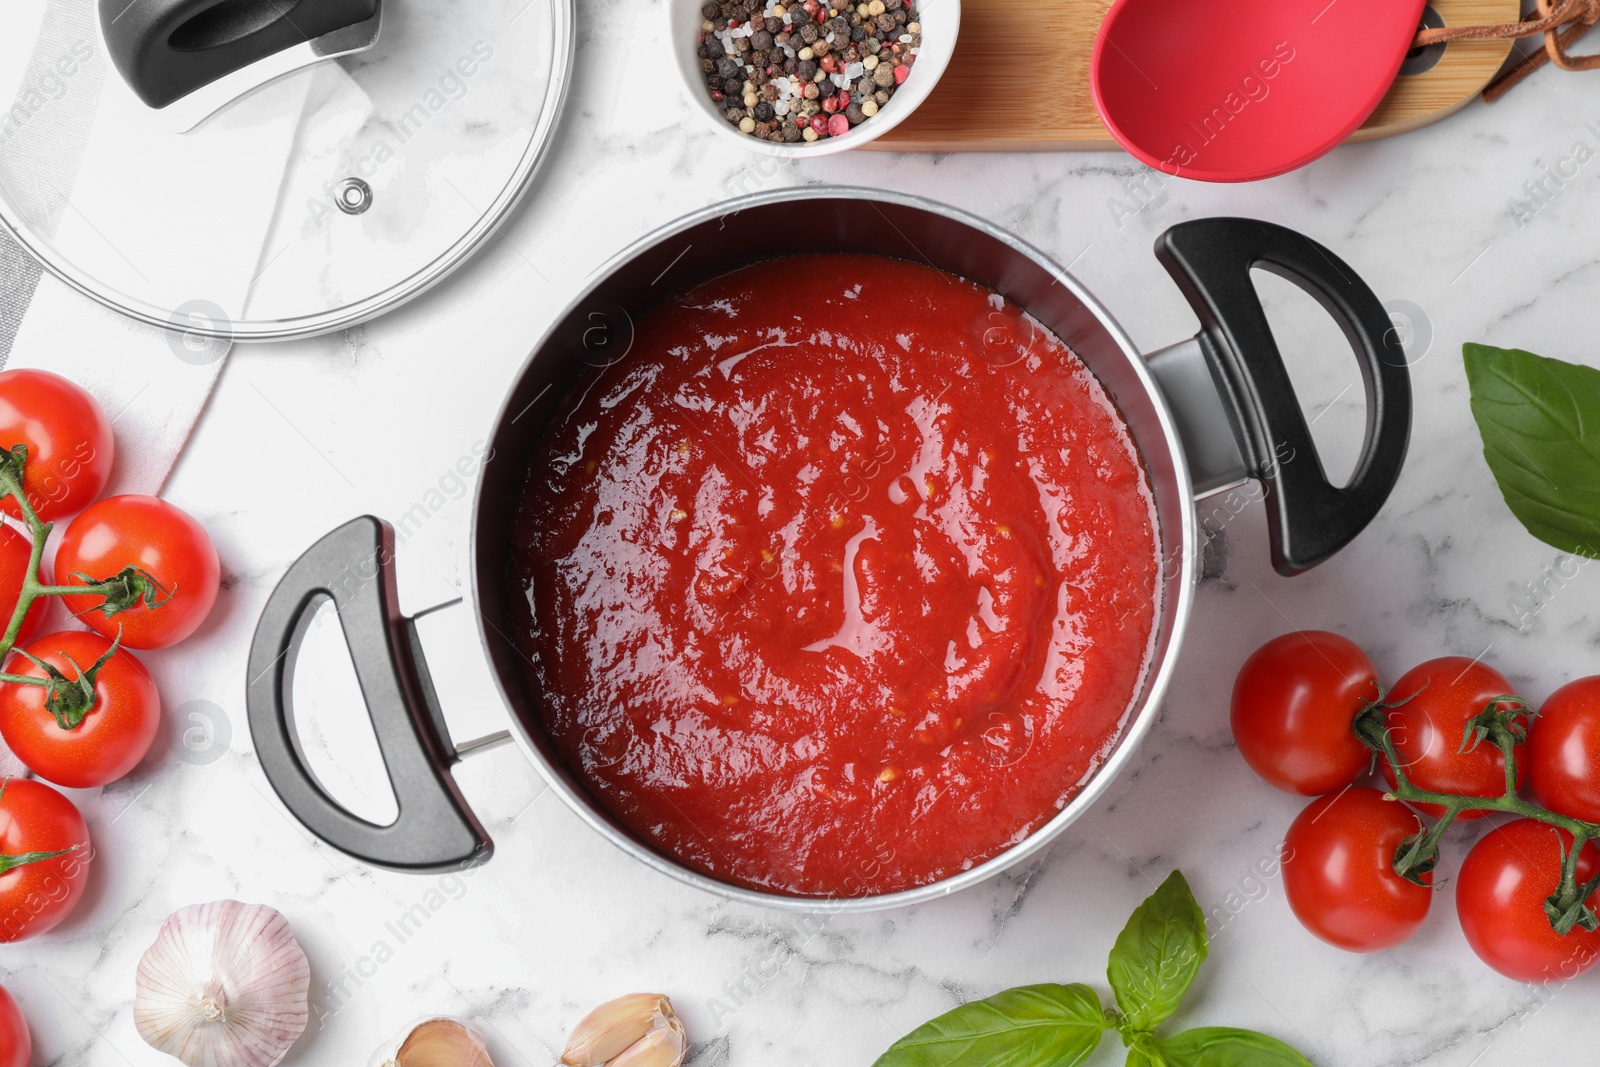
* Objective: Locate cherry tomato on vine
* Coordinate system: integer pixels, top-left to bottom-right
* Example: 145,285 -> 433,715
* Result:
1231,631 -> 1378,795
0,369 -> 113,521
1380,657 -> 1527,820
1456,819 -> 1600,983
0,777 -> 91,942
1282,787 -> 1432,952
0,984 -> 29,1067
54,495 -> 220,650
0,524 -> 49,648
0,631 -> 160,788
1526,676 -> 1600,823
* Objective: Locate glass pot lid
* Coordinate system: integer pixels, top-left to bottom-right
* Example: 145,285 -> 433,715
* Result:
0,0 -> 573,341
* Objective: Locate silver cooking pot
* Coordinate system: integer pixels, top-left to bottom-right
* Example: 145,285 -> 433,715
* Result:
247,188 -> 1410,911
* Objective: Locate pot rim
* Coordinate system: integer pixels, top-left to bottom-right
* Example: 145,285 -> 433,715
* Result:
470,186 -> 1199,912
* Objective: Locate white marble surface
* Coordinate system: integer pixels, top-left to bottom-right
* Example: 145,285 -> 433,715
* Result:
10,4 -> 1600,1065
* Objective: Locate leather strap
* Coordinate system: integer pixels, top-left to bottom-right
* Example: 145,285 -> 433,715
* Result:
1411,0 -> 1600,101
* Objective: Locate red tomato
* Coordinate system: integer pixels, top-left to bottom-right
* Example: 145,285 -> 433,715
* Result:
0,777 -> 91,942
1282,787 -> 1432,952
1457,819 -> 1600,983
1381,657 -> 1527,820
0,524 -> 49,648
1232,631 -> 1378,794
0,984 -> 28,1067
54,495 -> 220,650
0,631 -> 160,788
1527,676 -> 1600,823
0,370 -> 113,521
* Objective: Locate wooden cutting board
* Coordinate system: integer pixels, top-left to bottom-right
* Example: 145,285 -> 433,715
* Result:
873,0 -> 1516,152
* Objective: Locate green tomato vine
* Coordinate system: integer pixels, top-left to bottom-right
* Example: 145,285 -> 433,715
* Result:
0,444 -> 162,725
1355,697 -> 1600,936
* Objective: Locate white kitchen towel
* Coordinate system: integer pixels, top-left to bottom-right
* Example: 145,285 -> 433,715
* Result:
0,0 -> 313,495
0,254 -> 228,496
0,233 -> 42,364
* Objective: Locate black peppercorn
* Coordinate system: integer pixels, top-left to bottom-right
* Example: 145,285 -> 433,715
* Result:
695,0 -> 901,143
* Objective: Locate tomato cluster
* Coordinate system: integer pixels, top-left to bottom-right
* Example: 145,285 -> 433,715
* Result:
0,370 -> 219,944
1233,631 -> 1600,983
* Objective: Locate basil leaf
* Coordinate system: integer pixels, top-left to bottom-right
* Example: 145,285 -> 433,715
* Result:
1153,1027 -> 1312,1067
1125,1042 -> 1162,1067
870,983 -> 1106,1067
1106,870 -> 1208,1031
1463,343 -> 1600,558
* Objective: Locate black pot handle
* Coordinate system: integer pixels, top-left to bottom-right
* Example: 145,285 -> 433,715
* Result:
246,516 -> 491,872
1155,218 -> 1412,575
100,0 -> 379,109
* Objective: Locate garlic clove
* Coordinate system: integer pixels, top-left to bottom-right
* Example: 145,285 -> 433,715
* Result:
369,1017 -> 494,1067
134,901 -> 310,1067
560,994 -> 675,1067
608,1015 -> 686,1067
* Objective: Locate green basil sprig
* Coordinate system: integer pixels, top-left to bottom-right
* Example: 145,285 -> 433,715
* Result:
871,872 -> 1311,1067
1107,866 -> 1207,1030
1463,343 -> 1600,557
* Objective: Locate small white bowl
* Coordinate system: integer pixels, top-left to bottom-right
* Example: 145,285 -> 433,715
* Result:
670,0 -> 961,157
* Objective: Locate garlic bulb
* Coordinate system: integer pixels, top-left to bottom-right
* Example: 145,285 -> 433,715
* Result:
134,901 -> 310,1067
369,1017 -> 493,1067
561,994 -> 684,1067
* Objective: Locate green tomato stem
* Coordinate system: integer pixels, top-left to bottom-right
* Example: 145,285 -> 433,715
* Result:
0,457 -> 148,721
1559,830 -> 1588,916
1359,706 -> 1597,833
1357,702 -> 1600,933
31,584 -> 93,598
0,844 -> 76,875
0,465 -> 52,658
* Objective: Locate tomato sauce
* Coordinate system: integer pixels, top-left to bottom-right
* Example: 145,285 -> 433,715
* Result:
511,255 -> 1160,896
